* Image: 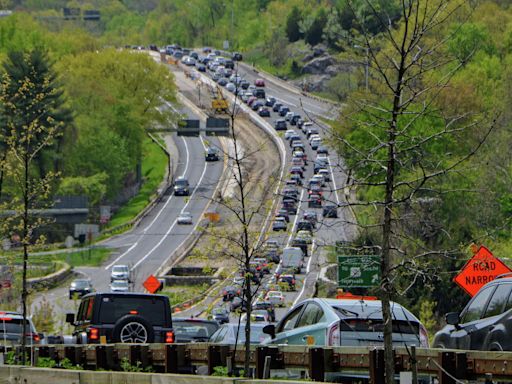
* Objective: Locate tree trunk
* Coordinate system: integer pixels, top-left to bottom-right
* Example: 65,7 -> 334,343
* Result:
21,153 -> 29,365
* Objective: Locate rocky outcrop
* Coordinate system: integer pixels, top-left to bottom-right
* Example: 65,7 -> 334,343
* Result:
302,55 -> 336,74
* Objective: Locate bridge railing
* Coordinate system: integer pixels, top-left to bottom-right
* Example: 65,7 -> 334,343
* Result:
1,343 -> 511,383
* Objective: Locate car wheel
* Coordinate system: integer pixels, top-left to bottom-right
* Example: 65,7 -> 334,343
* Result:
112,315 -> 155,344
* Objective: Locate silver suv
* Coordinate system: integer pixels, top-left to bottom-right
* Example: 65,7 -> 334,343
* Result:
110,265 -> 131,282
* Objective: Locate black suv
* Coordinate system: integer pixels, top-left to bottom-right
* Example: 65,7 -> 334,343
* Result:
66,292 -> 174,344
433,275 -> 512,351
174,177 -> 190,196
205,146 -> 220,162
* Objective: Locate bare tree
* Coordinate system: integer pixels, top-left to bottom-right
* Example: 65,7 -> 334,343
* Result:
332,1 -> 496,383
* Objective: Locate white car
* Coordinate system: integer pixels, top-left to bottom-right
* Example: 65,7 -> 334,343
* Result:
285,111 -> 294,121
317,168 -> 330,182
309,134 -> 321,144
225,82 -> 236,93
110,280 -> 129,292
177,211 -> 193,225
301,121 -> 313,133
316,153 -> 329,163
111,264 -> 130,282
265,291 -> 285,307
284,130 -> 296,140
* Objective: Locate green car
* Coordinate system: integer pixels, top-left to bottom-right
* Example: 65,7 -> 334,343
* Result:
262,298 -> 428,347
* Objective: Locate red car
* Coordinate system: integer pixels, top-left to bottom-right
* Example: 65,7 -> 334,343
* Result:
254,78 -> 265,87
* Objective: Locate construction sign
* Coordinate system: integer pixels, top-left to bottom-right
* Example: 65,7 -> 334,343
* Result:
143,275 -> 162,294
453,245 -> 512,297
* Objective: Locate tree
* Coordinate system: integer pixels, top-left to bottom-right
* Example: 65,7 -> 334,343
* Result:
305,8 -> 327,46
0,48 -> 67,364
285,6 -> 302,42
332,1 -> 495,383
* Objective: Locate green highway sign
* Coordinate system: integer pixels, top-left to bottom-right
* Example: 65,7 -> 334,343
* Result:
338,255 -> 381,288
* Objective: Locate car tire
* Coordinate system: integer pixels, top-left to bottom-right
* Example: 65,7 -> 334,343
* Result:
112,315 -> 155,344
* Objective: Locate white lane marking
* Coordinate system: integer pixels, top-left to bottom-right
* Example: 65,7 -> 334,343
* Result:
131,157 -> 209,271
104,242 -> 138,270
327,157 -> 340,205
199,135 -> 208,151
274,96 -> 298,108
286,189 -> 305,247
292,239 -> 316,307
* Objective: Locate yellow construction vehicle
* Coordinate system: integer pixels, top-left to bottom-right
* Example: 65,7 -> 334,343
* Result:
210,85 -> 229,114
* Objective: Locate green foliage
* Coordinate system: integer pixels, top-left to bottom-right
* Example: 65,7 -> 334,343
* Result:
31,295 -> 56,334
448,23 -> 494,64
57,173 -> 108,206
120,358 -> 153,372
418,300 -> 438,337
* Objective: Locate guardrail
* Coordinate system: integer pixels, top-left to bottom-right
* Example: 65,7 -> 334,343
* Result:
1,343 -> 511,383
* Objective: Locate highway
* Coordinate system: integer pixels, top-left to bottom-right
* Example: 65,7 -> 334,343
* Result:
175,54 -> 356,324
31,103 -> 226,320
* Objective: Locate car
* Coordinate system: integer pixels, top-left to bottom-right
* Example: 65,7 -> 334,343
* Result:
247,96 -> 258,106
182,56 -> 196,66
316,153 -> 329,163
291,157 -> 305,170
66,292 -> 175,344
173,318 -> 219,343
265,97 -> 276,107
196,63 -> 206,72
274,119 -> 287,131
310,174 -> 325,187
288,134 -> 301,144
272,102 -> 283,112
281,200 -> 297,215
217,77 -> 228,86
205,146 -> 220,161
224,59 -> 235,69
190,51 -> 199,59
293,150 -> 308,164
296,230 -> 312,244
211,72 -> 221,82
308,194 -> 323,208
225,82 -> 236,93
254,78 -> 265,87
252,100 -> 265,111
177,211 -> 193,225
211,307 -> 230,324
289,173 -> 303,186
290,114 -> 302,126
322,204 -> 338,218
222,285 -> 241,301
278,274 -> 296,291
209,323 -> 270,345
69,279 -> 93,299
253,88 -> 266,98
0,311 -> 43,346
278,105 -> 290,116
301,121 -> 314,134
110,279 -> 130,292
307,126 -> 320,138
111,264 -> 130,282
248,85 -> 256,93
258,107 -> 271,117
241,91 -> 253,103
284,129 -> 296,140
232,52 -> 243,61
272,217 -> 287,231
251,309 -> 272,323
303,211 -> 318,227
276,209 -> 290,223
310,138 -> 322,150
309,133 -> 321,144
291,141 -> 305,152
265,291 -> 285,307
317,145 -> 329,155
282,187 -> 299,199
433,275 -> 512,351
262,298 -> 429,348
174,176 -> 190,196
229,297 -> 249,312
240,79 -> 250,89
289,166 -> 304,179
285,111 -> 294,122
252,301 -> 277,322
284,178 -> 298,187
317,168 -> 331,182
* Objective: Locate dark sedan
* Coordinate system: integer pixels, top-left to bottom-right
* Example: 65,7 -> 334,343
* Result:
69,279 -> 93,299
258,107 -> 271,117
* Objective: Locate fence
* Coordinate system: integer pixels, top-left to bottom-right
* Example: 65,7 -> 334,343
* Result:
1,343 -> 511,383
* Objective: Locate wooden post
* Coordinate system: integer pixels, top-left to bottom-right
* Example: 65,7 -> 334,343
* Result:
309,347 -> 326,382
369,349 -> 385,384
438,351 -> 457,384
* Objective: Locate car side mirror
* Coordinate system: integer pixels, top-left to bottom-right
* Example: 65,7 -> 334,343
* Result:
445,312 -> 460,326
65,313 -> 75,325
263,324 -> 276,339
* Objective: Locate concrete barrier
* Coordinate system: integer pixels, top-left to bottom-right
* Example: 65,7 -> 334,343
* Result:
0,366 -> 315,384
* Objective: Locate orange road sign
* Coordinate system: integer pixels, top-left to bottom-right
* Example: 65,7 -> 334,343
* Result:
453,245 -> 512,297
143,275 -> 162,294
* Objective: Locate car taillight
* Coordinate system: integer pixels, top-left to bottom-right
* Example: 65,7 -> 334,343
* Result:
419,325 -> 429,348
88,327 -> 99,341
27,333 -> 40,342
166,331 -> 175,343
327,323 -> 340,346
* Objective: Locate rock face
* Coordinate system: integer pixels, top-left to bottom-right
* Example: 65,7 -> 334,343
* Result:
302,55 -> 336,74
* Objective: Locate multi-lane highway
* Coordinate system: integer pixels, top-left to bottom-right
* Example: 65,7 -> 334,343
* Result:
172,52 -> 355,324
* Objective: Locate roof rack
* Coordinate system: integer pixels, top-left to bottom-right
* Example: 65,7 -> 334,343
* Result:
495,272 -> 512,279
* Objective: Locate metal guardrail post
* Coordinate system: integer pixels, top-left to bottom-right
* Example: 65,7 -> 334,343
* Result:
455,352 -> 468,380
64,345 -> 83,367
309,347 -> 326,382
95,345 -> 115,370
207,345 -> 229,375
255,346 -> 282,379
369,349 -> 385,384
165,344 -> 190,373
438,351 -> 457,384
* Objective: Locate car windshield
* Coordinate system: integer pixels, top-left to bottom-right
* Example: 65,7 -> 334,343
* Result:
71,280 -> 90,288
175,179 -> 188,186
0,317 -> 34,334
212,308 -> 227,315
174,320 -> 218,339
113,266 -> 127,272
